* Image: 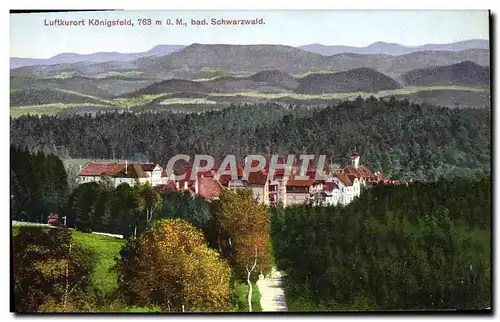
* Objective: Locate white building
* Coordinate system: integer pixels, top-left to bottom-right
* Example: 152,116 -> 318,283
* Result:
310,171 -> 362,207
78,161 -> 165,187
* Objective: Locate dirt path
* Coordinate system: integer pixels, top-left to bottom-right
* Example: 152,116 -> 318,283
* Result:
256,267 -> 288,312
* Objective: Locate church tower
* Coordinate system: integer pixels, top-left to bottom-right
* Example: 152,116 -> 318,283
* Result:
351,149 -> 360,169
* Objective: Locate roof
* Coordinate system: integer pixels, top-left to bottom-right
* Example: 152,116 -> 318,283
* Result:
244,171 -> 268,185
374,171 -> 389,182
79,162 -> 149,178
198,177 -> 223,199
347,174 -> 358,183
286,179 -> 315,187
156,181 -> 179,191
333,173 -> 353,186
139,163 -> 159,172
344,165 -> 376,179
322,182 -> 339,191
79,162 -> 121,176
218,173 -> 242,186
110,164 -> 149,178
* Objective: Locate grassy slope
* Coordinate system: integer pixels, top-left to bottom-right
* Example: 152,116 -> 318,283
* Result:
10,103 -> 115,118
10,94 -> 168,118
209,85 -> 487,100
70,230 -> 125,295
295,70 -> 338,78
12,224 -> 261,312
11,224 -> 124,295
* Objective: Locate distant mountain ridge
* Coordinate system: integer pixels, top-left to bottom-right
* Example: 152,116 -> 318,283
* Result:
10,39 -> 488,69
11,44 -> 490,81
10,45 -> 185,69
298,39 -> 489,56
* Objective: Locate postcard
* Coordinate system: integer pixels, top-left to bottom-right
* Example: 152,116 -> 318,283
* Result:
10,9 -> 491,313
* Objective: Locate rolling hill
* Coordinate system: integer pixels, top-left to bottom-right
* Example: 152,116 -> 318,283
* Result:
9,41 -> 491,117
10,65 -> 491,118
11,45 -> 489,81
124,79 -> 212,96
12,40 -> 488,70
10,88 -> 112,107
402,61 -> 490,87
10,45 -> 185,69
296,68 -> 401,94
133,43 -> 331,76
10,74 -> 159,98
298,39 -> 489,56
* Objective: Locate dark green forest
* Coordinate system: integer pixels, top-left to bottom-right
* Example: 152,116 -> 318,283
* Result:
269,175 -> 491,310
10,145 -> 68,222
10,97 -> 491,181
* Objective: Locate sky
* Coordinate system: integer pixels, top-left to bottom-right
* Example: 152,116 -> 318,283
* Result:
10,10 -> 490,58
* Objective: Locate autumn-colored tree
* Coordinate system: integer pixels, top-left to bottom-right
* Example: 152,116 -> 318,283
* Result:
13,227 -> 96,312
217,189 -> 273,312
115,219 -> 231,312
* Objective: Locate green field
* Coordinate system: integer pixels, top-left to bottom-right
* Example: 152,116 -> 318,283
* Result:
111,94 -> 168,108
158,98 -> 217,105
195,68 -> 250,82
295,70 -> 339,78
9,93 -> 168,118
94,71 -> 146,79
10,103 -> 117,118
71,230 -> 125,295
43,72 -> 77,79
208,85 -> 488,101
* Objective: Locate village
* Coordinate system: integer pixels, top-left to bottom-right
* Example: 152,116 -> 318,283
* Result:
78,151 -> 404,207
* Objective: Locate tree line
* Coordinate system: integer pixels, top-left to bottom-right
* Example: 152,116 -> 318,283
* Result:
10,145 -> 68,223
10,97 -> 491,181
269,175 -> 491,310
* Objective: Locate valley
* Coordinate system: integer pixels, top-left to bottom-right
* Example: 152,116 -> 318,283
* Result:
10,44 -> 491,118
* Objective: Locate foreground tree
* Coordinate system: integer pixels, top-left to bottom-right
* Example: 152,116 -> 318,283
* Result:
115,219 -> 231,312
216,189 -> 273,312
12,227 -> 96,312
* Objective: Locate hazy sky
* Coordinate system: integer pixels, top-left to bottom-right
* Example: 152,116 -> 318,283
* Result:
10,10 -> 489,58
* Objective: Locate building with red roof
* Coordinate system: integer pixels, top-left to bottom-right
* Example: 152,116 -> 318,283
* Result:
285,179 -> 315,206
77,152 -> 399,206
79,161 -> 163,187
310,181 -> 342,206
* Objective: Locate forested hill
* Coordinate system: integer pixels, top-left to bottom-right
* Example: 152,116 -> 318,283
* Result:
270,175 -> 491,310
10,97 -> 491,181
